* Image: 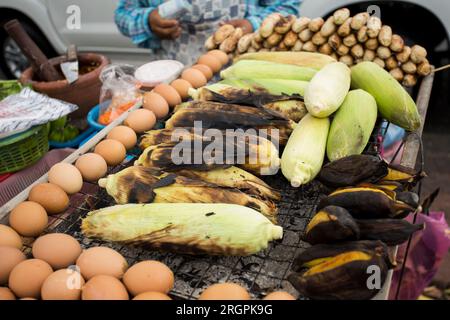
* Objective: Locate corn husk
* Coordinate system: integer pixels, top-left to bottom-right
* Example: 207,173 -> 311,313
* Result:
304,62 -> 351,118
327,89 -> 378,161
221,60 -> 317,81
351,62 -> 420,131
281,114 -> 330,187
82,203 -> 283,256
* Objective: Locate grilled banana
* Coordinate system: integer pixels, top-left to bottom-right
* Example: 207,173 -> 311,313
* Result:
289,240 -> 395,300
304,206 -> 360,244
318,155 -> 389,188
137,129 -> 280,175
98,166 -> 278,222
382,164 -> 425,190
317,186 -> 417,219
304,205 -> 423,246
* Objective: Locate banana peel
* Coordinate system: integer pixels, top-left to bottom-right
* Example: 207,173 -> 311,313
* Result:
289,240 -> 395,300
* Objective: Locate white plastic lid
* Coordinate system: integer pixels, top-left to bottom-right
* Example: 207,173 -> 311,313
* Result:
134,60 -> 184,87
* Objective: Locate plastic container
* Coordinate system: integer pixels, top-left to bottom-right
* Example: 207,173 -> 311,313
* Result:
87,103 -> 107,131
134,60 -> 184,88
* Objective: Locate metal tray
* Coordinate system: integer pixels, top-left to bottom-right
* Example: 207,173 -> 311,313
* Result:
0,71 -> 434,300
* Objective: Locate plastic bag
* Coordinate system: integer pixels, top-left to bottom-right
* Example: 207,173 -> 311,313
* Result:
0,88 -> 78,138
98,64 -> 141,125
389,212 -> 450,300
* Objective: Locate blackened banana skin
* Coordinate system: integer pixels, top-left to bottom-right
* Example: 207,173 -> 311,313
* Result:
292,240 -> 395,272
317,187 -> 416,219
304,206 -> 360,245
318,155 -> 389,188
356,219 -> 423,246
288,252 -> 389,300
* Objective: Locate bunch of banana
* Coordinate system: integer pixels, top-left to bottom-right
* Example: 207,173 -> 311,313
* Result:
98,166 -> 278,222
288,240 -> 395,300
165,101 -> 294,146
138,128 -> 280,175
304,205 -> 423,245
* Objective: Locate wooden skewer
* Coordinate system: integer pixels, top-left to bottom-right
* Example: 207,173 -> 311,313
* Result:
432,64 -> 450,73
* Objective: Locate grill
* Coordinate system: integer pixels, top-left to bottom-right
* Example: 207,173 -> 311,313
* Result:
0,70 -> 434,300
15,125 -> 386,300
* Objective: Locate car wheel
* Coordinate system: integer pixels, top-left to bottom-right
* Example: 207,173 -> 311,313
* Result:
0,18 -> 56,79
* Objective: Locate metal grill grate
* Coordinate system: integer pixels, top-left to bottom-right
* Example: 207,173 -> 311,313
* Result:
16,125 -> 387,300
32,163 -> 328,299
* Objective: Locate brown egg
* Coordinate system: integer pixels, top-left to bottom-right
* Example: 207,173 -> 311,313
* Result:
107,126 -> 138,150
9,259 -> 53,298
9,201 -> 48,237
133,292 -> 172,300
143,92 -> 169,119
75,153 -> 108,182
0,224 -> 22,249
41,269 -> 85,300
198,54 -> 222,73
0,287 -> 15,300
263,291 -> 296,300
28,183 -> 69,215
0,246 -> 26,285
76,247 -> 128,280
94,139 -> 126,166
170,79 -> 192,100
124,109 -> 156,133
153,84 -> 181,107
32,233 -> 82,269
82,275 -> 129,300
208,49 -> 229,65
48,163 -> 83,195
191,64 -> 213,80
181,68 -> 207,89
123,260 -> 174,296
199,283 -> 250,300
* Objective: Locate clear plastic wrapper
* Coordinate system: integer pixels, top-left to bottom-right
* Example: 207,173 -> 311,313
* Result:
98,64 -> 142,125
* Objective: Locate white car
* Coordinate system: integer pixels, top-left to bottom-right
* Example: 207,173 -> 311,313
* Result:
0,0 -> 448,78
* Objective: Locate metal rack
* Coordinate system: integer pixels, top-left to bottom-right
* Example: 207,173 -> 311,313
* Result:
0,71 -> 434,300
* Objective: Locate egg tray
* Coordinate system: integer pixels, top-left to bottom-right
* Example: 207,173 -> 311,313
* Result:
14,129 -> 387,300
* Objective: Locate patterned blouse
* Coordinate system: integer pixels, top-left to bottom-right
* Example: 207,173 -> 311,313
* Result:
115,0 -> 301,50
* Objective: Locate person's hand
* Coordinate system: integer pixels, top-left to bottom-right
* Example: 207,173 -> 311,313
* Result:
149,9 -> 181,39
219,19 -> 253,34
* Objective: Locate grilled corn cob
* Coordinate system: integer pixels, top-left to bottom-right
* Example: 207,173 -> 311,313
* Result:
351,62 -> 421,131
234,51 -> 336,69
188,85 -> 306,122
220,60 -> 317,81
220,78 -> 309,96
176,166 -> 281,201
81,203 -> 283,256
281,114 -> 330,187
136,129 -> 281,175
98,166 -> 277,222
165,101 -> 295,145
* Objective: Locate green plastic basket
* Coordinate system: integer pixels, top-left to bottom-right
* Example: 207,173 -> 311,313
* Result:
0,125 -> 49,174
0,80 -> 49,174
